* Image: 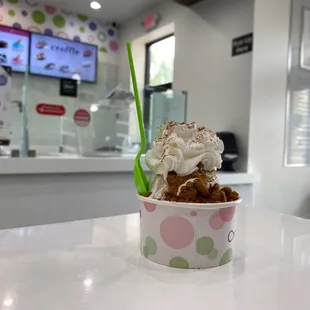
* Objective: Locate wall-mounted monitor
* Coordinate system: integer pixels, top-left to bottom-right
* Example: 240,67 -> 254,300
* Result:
29,33 -> 98,83
0,25 -> 30,72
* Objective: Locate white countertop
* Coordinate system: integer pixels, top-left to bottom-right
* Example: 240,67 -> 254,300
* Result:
0,206 -> 308,309
0,157 -> 258,185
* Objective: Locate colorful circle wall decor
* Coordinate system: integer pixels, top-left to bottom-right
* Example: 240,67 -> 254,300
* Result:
2,0 -> 119,55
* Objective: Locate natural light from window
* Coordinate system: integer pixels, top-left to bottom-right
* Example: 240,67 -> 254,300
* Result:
149,36 -> 175,86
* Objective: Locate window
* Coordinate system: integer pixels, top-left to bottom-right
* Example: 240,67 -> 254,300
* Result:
145,35 -> 175,87
143,35 -> 176,147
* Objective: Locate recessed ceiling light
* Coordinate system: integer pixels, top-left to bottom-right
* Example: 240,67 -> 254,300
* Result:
90,1 -> 101,10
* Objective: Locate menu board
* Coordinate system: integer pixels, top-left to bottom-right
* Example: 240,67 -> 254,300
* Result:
29,33 -> 98,83
0,26 -> 30,72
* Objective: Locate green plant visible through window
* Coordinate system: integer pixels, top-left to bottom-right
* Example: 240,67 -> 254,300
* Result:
149,36 -> 175,86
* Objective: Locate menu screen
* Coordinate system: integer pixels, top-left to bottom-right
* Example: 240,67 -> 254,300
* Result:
29,33 -> 98,83
0,26 -> 30,72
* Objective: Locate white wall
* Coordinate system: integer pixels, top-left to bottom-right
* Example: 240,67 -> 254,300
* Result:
249,0 -> 310,217
119,0 -> 254,171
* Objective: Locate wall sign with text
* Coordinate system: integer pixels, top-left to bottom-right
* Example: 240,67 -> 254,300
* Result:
36,103 -> 66,117
232,33 -> 253,57
60,78 -> 77,98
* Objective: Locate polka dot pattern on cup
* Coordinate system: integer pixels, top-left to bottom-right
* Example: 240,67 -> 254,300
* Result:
145,237 -> 157,255
144,202 -> 156,212
169,257 -> 189,269
220,248 -> 233,265
207,248 -> 219,260
142,237 -> 157,258
190,211 -> 197,216
160,216 -> 194,249
219,206 -> 236,222
196,237 -> 214,255
209,211 -> 225,230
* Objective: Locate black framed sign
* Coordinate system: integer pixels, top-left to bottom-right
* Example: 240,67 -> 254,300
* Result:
232,33 -> 253,57
60,78 -> 77,98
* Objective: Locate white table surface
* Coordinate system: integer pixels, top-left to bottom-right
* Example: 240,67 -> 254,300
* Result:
0,206 -> 309,310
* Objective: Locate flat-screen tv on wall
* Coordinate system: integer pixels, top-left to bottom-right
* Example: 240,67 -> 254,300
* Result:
0,25 -> 30,72
29,33 -> 98,83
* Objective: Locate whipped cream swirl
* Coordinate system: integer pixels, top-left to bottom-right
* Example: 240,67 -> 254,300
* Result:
145,122 -> 224,179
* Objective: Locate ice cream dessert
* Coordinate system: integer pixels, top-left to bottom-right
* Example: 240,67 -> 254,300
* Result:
145,122 -> 239,203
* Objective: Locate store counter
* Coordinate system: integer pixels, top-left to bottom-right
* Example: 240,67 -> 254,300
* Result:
0,157 -> 259,229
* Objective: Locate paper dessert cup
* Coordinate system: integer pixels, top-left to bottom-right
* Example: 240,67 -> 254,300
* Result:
139,196 -> 242,269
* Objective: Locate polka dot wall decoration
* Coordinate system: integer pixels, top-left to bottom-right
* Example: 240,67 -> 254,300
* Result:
28,25 -> 41,32
32,10 -> 46,25
109,40 -> 118,52
89,22 -> 97,31
53,15 -> 65,28
12,22 -> 21,29
0,0 -> 119,59
77,13 -> 87,22
25,0 -> 38,7
44,28 -> 53,36
44,5 -> 56,15
55,31 -> 69,39
8,9 -> 15,16
99,47 -> 107,53
7,0 -> 19,4
61,9 -> 72,15
97,31 -> 106,42
108,28 -> 114,37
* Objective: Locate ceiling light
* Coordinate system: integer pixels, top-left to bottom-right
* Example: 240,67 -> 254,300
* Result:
90,1 -> 101,9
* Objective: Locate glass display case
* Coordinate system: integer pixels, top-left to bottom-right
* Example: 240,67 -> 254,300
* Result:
0,64 -> 187,158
